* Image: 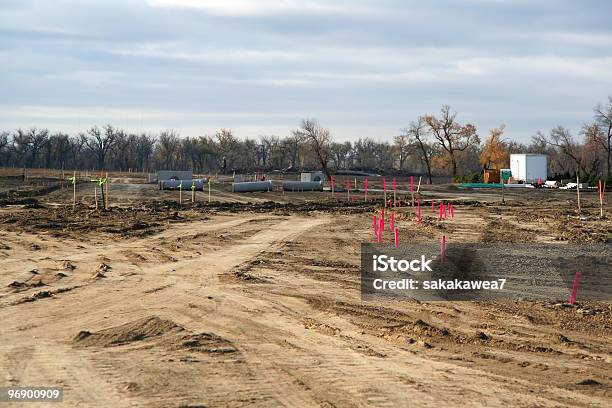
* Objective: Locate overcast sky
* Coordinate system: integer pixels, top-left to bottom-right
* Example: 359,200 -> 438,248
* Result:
1,0 -> 611,143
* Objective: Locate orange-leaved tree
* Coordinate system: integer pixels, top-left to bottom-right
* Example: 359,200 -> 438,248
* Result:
480,125 -> 509,170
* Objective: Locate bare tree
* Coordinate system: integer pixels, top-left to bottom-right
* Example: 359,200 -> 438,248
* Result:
0,131 -> 9,166
155,130 -> 180,170
11,129 -> 32,167
267,136 -> 289,170
393,133 -> 411,171
215,129 -> 239,173
370,141 -> 394,172
294,119 -> 333,180
26,128 -> 49,168
329,141 -> 352,170
259,135 -> 289,170
594,96 -> 612,176
580,124 -> 604,176
283,133 -> 303,171
42,132 -> 69,169
237,138 -> 259,172
134,134 -> 156,172
424,105 -> 479,177
353,138 -> 378,170
83,125 -> 118,170
527,133 -> 550,154
538,126 -> 587,176
403,117 -> 434,183
259,135 -> 273,168
69,135 -> 87,169
111,130 -> 131,171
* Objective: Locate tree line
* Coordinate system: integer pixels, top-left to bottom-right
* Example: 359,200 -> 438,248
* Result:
1,98 -> 610,183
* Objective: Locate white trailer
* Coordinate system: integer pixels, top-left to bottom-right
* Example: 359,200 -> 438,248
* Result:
509,154 -> 547,183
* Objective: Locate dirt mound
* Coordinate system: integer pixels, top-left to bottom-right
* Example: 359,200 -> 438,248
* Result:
7,280 -> 45,290
0,197 -> 41,207
73,316 -> 184,347
481,217 -> 535,242
228,258 -> 271,283
73,316 -> 237,353
0,181 -> 62,205
555,218 -> 612,243
145,199 -> 376,214
0,206 -> 171,239
161,333 -> 237,354
576,379 -> 604,386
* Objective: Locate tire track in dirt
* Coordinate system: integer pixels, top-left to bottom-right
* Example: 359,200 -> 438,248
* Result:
0,215 -> 273,304
0,214 -> 328,407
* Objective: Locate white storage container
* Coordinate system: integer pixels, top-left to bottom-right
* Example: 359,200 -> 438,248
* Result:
510,154 -> 547,183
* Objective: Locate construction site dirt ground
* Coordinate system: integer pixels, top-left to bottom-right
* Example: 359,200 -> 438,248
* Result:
0,178 -> 610,407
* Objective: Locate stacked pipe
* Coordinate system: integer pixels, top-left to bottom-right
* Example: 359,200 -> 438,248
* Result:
232,180 -> 273,192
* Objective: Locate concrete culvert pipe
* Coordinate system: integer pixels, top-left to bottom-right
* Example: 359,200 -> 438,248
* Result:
282,181 -> 323,192
160,179 -> 208,191
232,180 -> 273,192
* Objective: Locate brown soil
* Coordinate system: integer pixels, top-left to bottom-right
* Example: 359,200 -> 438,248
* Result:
0,176 -> 610,407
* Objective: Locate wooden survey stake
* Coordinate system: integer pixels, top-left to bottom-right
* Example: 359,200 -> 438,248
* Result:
599,179 -> 606,218
383,178 -> 387,208
576,176 -> 581,214
71,171 -> 76,210
347,176 -> 350,202
105,172 -> 109,209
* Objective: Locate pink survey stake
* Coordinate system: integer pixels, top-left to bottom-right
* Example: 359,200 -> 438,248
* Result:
569,272 -> 582,305
394,228 -> 399,248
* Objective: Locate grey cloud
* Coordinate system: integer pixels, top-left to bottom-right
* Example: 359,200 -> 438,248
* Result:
0,0 -> 611,142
